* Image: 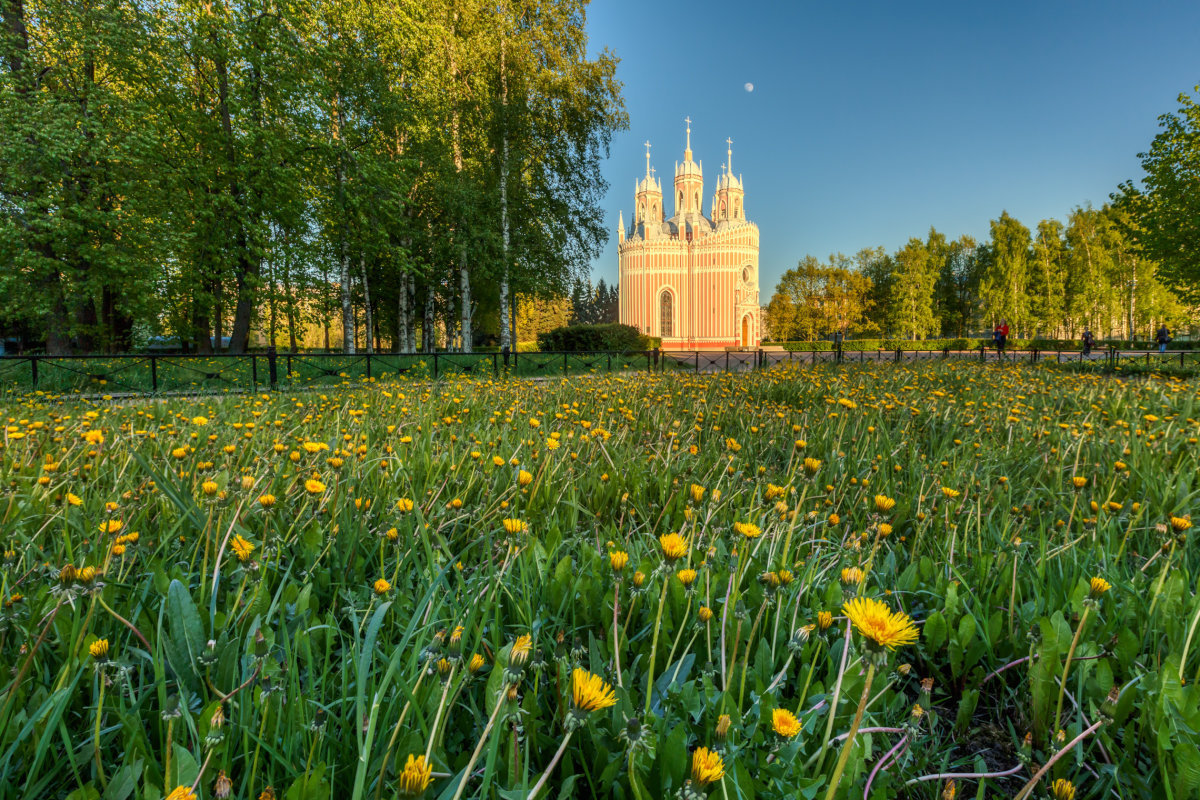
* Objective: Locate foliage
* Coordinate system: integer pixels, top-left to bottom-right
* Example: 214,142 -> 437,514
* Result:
765,255 -> 875,342
514,293 -> 573,348
537,322 -> 651,352
0,361 -> 1196,800
0,0 -> 626,355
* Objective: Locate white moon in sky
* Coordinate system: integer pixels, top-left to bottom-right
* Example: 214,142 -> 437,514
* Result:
744,82 -> 754,92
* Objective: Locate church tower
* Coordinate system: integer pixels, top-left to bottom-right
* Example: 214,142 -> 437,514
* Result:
674,118 -> 703,225
618,119 -> 761,350
633,141 -> 663,238
712,138 -> 745,224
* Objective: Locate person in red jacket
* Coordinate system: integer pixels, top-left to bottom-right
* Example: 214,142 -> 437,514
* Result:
998,319 -> 1010,357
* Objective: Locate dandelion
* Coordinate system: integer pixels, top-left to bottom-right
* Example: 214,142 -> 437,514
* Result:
690,483 -> 706,502
1051,779 -> 1076,800
941,487 -> 960,499
191,416 -> 208,426
698,606 -> 714,622
201,481 -> 219,496
1171,515 -> 1192,532
690,747 -> 725,786
502,518 -> 527,534
518,470 -> 533,486
98,519 -> 123,535
771,707 -> 801,738
468,653 -> 486,674
304,479 -> 326,495
258,494 -> 276,508
765,483 -> 786,501
840,567 -> 864,585
509,634 -> 533,667
659,532 -> 688,562
874,494 -> 896,513
89,638 -> 110,661
397,754 -> 433,797
609,550 -> 629,572
827,513 -> 840,525
571,668 -> 617,713
1071,476 -> 1088,489
842,597 -> 919,652
817,611 -> 833,630
803,457 -> 821,475
733,521 -> 762,539
373,578 -> 391,595
396,498 -> 414,512
230,535 -> 255,562
677,568 -> 697,587
1088,576 -> 1111,598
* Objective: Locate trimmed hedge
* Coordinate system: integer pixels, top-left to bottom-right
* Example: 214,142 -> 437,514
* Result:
763,337 -> 1200,352
537,323 -> 658,352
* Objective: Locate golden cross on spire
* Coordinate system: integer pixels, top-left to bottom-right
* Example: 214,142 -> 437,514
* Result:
726,137 -> 733,174
644,140 -> 651,178
684,116 -> 692,155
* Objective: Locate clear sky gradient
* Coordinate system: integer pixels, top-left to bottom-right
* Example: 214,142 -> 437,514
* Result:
585,1 -> 1200,293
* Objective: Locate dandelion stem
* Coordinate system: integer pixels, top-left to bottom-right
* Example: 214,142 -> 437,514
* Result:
643,578 -> 670,716
612,582 -> 623,687
526,729 -> 573,800
450,689 -> 508,800
1053,604 -> 1091,733
818,623 -> 852,765
425,665 -> 458,762
93,676 -> 106,788
823,662 -> 876,800
737,600 -> 769,711
664,594 -> 692,675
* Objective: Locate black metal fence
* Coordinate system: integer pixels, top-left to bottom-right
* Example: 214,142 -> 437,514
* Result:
0,345 -> 1193,397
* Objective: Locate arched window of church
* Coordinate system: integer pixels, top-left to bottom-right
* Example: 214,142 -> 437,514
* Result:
720,201 -> 726,217
677,191 -> 684,211
659,290 -> 673,337
734,199 -> 741,218
694,192 -> 700,210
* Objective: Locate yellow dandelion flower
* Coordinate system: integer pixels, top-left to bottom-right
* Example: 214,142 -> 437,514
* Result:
842,596 -> 919,651
1088,576 -> 1111,598
1071,476 -> 1087,489
610,550 -> 629,572
231,535 -> 255,562
304,479 -> 326,495
396,498 -> 414,512
89,638 -> 110,660
66,493 -> 83,506
201,481 -> 219,496
771,707 -> 801,738
840,567 -> 864,585
677,568 -> 697,586
690,484 -> 706,503
258,494 -> 276,507
733,521 -> 762,539
1171,515 -> 1192,532
874,494 -> 896,513
817,611 -> 833,630
940,487 -> 960,499
510,634 -> 533,667
690,747 -> 725,786
803,457 -> 822,475
99,519 -> 124,535
1051,779 -> 1075,800
659,532 -> 688,561
373,578 -> 391,595
518,470 -> 533,486
502,518 -> 528,534
698,606 -> 714,622
191,416 -> 208,427
396,754 -> 433,797
165,788 -> 197,800
571,667 -> 617,712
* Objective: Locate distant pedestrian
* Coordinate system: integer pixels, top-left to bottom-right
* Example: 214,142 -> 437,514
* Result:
1156,324 -> 1171,354
1081,328 -> 1095,357
998,319 -> 1009,357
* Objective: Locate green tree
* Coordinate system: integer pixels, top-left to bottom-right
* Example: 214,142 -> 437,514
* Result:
979,211 -> 1031,335
889,238 -> 937,339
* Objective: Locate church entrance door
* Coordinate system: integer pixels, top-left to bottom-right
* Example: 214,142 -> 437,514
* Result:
741,316 -> 750,347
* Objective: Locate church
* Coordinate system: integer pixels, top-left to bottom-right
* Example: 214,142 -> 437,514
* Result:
618,120 -> 761,350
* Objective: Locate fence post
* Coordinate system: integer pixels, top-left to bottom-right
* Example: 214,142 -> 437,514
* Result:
251,354 -> 258,393
493,352 -> 498,377
30,355 -> 38,391
502,345 -> 510,371
895,348 -> 901,362
607,352 -> 612,372
433,352 -> 439,380
267,346 -> 278,388
564,351 -> 569,376
365,353 -> 372,380
150,355 -> 158,393
287,353 -> 293,380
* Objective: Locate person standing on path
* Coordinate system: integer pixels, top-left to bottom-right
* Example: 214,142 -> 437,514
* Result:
1156,324 -> 1171,354
1082,328 -> 1095,357
998,319 -> 1009,358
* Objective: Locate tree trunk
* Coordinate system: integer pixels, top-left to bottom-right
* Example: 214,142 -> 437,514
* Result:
361,255 -> 373,353
448,13 -> 472,353
407,272 -> 418,352
498,36 -> 512,351
423,287 -> 436,352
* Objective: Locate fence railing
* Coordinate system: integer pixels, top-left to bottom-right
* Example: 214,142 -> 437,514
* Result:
0,345 -> 1193,396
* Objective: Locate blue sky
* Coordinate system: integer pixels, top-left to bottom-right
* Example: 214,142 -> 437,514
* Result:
585,1 -> 1200,292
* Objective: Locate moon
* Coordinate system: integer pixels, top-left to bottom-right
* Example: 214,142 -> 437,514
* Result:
744,82 -> 754,92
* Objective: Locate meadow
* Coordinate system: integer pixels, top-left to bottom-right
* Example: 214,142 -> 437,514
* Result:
1,361 -> 1197,800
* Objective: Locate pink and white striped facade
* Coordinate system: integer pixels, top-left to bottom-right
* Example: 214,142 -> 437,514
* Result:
618,126 -> 760,351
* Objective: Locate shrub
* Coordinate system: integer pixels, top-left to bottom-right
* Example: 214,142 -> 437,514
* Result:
537,323 -> 655,352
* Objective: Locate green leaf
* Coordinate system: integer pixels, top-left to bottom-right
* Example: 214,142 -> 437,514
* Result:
924,610 -> 948,653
